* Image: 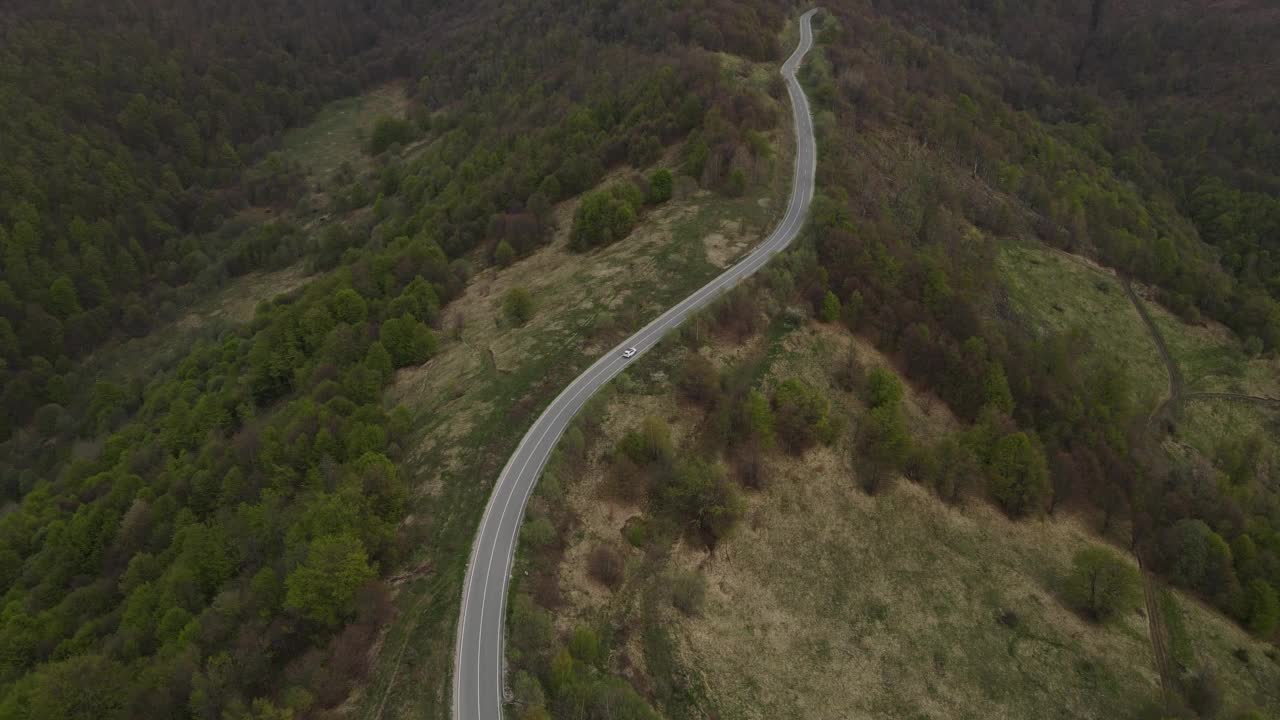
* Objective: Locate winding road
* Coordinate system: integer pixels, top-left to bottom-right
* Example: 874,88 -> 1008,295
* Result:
452,9 -> 820,719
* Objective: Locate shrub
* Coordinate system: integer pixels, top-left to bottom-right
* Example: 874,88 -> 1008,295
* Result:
660,458 -> 742,546
622,516 -> 649,548
865,367 -> 904,409
494,239 -> 516,267
771,378 -> 832,454
367,116 -> 418,155
670,570 -> 706,616
1063,546 -> 1140,621
819,290 -> 841,322
521,517 -> 557,549
503,287 -> 535,326
587,544 -> 625,589
648,169 -> 673,204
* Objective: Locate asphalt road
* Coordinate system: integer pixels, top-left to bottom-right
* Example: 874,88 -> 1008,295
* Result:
453,9 -> 819,719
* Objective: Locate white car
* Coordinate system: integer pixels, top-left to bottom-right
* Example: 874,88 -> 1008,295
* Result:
622,347 -> 637,358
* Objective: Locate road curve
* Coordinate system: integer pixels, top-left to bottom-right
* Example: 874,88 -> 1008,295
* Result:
453,9 -> 819,719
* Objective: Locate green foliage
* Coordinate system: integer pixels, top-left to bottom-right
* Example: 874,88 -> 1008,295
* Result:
648,169 -> 674,204
1064,546 -> 1141,621
367,116 -> 418,155
1243,579 -> 1279,636
388,277 -> 440,325
521,517 -> 557,550
284,533 -> 376,627
380,314 -> 437,367
987,432 -> 1050,517
726,168 -> 747,197
820,289 -> 841,322
569,626 -> 602,667
495,239 -> 516,267
502,287 -> 535,326
1161,519 -> 1234,599
771,378 -> 833,453
659,458 -> 743,546
365,341 -> 394,383
508,594 -> 554,663
0,0 -> 792,713
919,434 -> 981,503
742,389 -> 775,448
865,367 -> 904,409
0,654 -> 128,720
331,288 -> 369,325
983,362 -> 1014,414
48,277 -> 82,318
570,184 -> 642,251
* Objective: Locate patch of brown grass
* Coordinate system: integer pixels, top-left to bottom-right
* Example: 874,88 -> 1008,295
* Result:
542,318 -> 1280,719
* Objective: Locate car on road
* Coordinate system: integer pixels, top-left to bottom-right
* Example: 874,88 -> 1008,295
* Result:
622,347 -> 637,358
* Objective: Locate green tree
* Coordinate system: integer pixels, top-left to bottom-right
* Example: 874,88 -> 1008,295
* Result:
509,594 -> 554,662
1243,579 -> 1279,636
983,362 -> 1014,414
1064,546 -> 1141,621
503,287 -> 535,326
988,432 -> 1050,517
285,533 -> 376,627
842,289 -> 864,328
772,378 -> 832,453
569,626 -> 601,667
660,458 -> 743,545
365,341 -> 394,383
820,290 -> 841,323
368,117 -> 418,155
389,277 -> 440,324
1165,519 -> 1235,597
380,314 -> 437,367
648,169 -> 673,204
495,239 -> 516,267
865,367 -> 904,409
857,402 -> 910,493
0,654 -> 128,720
48,276 -> 82,318
742,389 -> 775,447
331,288 -> 368,325
570,185 -> 640,250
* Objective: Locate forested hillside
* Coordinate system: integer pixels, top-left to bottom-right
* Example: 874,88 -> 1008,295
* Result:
793,1 -> 1280,710
880,0 -> 1280,347
0,0 -> 438,437
0,0 -> 787,717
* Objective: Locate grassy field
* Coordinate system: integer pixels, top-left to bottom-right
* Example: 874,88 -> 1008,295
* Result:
86,84 -> 409,391
350,52 -> 797,718
1171,398 -> 1280,487
81,262 -> 311,391
997,241 -> 1168,408
1151,307 -> 1280,398
279,83 -> 409,179
534,317 -> 1280,720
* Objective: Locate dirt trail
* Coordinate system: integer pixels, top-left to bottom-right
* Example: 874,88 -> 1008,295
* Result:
1121,276 -> 1183,700
1184,391 -> 1280,407
1122,277 -> 1183,431
1137,550 -> 1176,703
